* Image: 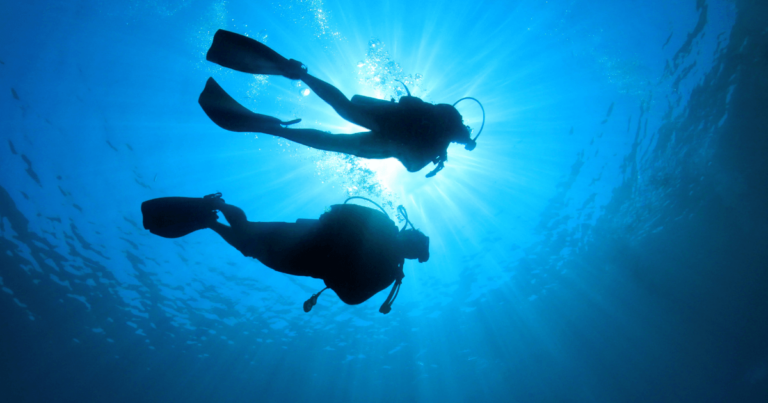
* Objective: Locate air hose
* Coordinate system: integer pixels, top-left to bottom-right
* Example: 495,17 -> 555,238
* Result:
453,97 -> 486,145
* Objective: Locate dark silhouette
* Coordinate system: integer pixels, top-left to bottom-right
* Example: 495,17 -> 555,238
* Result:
198,29 -> 480,177
141,193 -> 429,313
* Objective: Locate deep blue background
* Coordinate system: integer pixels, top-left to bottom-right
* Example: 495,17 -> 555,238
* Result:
1,0 -> 767,402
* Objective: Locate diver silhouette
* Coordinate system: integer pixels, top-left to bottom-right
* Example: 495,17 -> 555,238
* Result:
198,29 -> 485,177
141,193 -> 429,313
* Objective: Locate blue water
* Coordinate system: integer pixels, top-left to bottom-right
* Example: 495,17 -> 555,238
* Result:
1,0 -> 767,401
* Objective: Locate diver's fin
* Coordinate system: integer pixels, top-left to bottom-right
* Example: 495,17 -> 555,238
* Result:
199,77 -> 293,132
206,29 -> 306,78
141,196 -> 218,239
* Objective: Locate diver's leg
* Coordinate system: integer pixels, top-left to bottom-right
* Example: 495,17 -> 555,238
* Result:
300,73 -> 380,132
216,203 -> 249,231
208,222 -> 244,250
266,127 -> 396,159
210,218 -> 318,277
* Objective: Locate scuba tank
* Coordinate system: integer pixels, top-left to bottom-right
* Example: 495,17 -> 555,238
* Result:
303,197 -> 423,314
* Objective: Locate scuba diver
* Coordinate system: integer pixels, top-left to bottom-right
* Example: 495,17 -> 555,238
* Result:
141,193 -> 429,314
198,29 -> 485,177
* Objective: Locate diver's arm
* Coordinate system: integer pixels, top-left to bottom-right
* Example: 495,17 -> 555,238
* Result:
324,258 -> 402,306
396,145 -> 437,173
325,280 -> 375,305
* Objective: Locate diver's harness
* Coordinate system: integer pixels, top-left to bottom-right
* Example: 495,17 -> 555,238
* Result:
395,81 -> 486,178
303,197 -> 412,315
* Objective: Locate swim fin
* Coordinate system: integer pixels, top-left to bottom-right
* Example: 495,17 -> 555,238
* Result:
141,196 -> 218,239
198,77 -> 301,132
206,29 -> 306,79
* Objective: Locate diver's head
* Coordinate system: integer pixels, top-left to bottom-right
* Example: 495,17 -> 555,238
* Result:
436,104 -> 476,150
397,229 -> 430,263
